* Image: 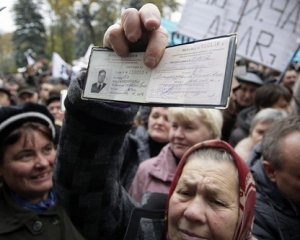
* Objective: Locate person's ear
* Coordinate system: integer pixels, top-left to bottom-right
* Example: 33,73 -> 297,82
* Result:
262,160 -> 276,182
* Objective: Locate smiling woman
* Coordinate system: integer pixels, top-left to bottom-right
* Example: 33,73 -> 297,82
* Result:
129,107 -> 223,203
0,102 -> 84,239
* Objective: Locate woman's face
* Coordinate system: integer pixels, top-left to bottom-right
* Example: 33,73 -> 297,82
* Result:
147,107 -> 170,143
168,157 -> 239,240
169,118 -> 213,159
0,131 -> 56,203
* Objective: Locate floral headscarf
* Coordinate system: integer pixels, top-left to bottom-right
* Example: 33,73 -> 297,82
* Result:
165,140 -> 256,240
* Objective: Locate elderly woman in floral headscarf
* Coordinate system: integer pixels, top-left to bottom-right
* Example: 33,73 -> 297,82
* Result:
165,140 -> 256,240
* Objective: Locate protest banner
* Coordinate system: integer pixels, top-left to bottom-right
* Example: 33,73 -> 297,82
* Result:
177,0 -> 300,72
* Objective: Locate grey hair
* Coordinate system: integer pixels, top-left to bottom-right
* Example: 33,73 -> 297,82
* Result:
261,115 -> 300,169
250,108 -> 288,133
186,148 -> 239,183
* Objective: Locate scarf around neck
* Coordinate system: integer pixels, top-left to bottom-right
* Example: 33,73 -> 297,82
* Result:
10,188 -> 56,213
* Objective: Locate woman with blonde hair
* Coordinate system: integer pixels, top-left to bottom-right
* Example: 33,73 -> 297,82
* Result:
129,107 -> 223,203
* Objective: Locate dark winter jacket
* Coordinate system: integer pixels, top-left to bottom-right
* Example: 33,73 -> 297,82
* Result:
229,105 -> 257,147
121,125 -> 150,191
248,144 -> 300,240
221,98 -> 247,142
121,124 -> 168,191
0,183 -> 85,240
53,73 -> 166,240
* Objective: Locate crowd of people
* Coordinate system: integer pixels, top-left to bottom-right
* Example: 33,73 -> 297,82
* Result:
0,3 -> 300,240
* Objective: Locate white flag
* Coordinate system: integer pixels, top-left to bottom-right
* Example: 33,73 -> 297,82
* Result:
26,55 -> 35,65
52,52 -> 69,80
26,55 -> 35,66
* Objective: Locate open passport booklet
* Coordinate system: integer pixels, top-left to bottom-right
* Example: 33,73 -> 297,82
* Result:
83,34 -> 237,109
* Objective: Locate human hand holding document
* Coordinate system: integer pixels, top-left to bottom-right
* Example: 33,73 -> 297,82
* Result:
83,34 -> 237,108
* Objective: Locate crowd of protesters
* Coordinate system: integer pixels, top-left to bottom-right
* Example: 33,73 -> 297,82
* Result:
0,3 -> 300,240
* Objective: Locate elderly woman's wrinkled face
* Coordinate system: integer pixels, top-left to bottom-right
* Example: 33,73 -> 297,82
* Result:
0,131 -> 56,203
168,157 -> 239,240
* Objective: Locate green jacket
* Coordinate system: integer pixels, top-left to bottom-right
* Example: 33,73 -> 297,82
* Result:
0,184 -> 85,240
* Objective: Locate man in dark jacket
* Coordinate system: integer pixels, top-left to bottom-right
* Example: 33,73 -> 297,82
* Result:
248,116 -> 300,240
91,70 -> 107,93
222,72 -> 263,142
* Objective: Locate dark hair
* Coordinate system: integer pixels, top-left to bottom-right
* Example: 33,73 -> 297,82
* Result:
261,116 -> 300,169
0,122 -> 53,165
285,65 -> 297,72
255,83 -> 292,109
98,70 -> 106,76
263,69 -> 281,81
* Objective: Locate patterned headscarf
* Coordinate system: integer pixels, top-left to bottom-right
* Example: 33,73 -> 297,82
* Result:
165,140 -> 256,240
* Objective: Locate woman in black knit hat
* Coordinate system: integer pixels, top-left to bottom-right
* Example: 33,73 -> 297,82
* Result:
0,102 -> 84,240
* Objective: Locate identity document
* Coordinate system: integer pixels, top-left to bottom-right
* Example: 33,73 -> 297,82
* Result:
83,34 -> 237,108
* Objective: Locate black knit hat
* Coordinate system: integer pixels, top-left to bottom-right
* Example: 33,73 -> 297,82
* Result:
0,102 -> 55,140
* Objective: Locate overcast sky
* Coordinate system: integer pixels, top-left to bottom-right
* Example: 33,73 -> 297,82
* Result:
0,0 -> 16,33
0,0 -> 185,34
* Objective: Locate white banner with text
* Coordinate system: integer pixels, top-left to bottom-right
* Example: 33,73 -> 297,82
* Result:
177,0 -> 300,71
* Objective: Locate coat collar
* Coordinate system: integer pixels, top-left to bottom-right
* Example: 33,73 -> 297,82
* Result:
0,184 -> 58,234
148,144 -> 177,182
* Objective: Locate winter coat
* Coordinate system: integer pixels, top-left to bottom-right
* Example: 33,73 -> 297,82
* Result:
229,105 -> 257,147
129,144 -> 177,203
248,144 -> 300,240
120,125 -> 151,191
221,98 -> 247,142
0,183 -> 85,240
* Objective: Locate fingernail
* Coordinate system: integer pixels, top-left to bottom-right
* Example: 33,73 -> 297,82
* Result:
145,56 -> 157,68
